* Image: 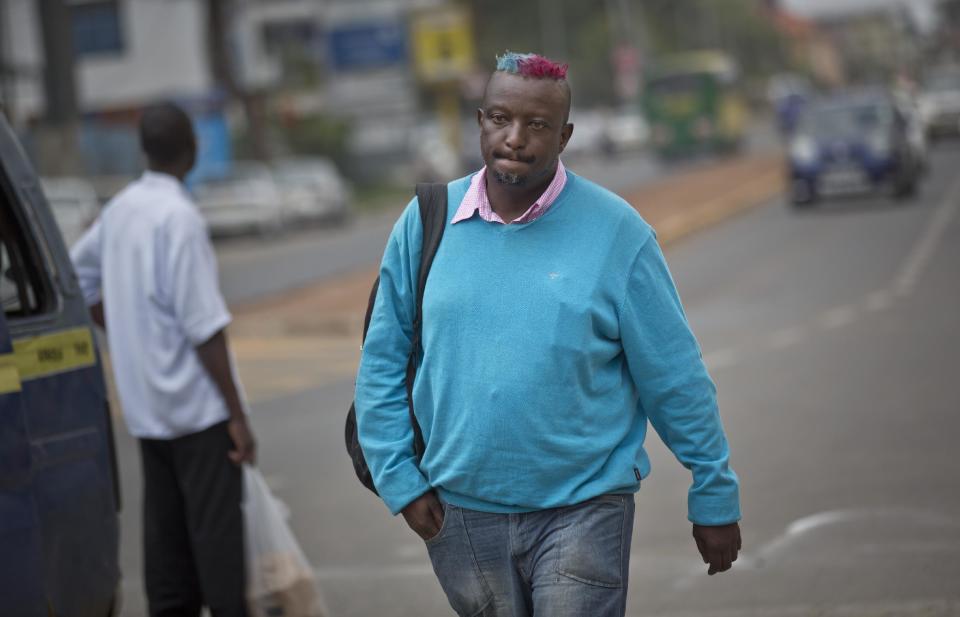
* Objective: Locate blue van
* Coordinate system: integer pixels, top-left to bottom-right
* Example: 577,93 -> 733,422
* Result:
0,113 -> 121,614
786,90 -> 926,206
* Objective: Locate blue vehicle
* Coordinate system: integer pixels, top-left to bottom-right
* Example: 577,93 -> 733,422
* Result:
1,112 -> 121,615
787,91 -> 925,206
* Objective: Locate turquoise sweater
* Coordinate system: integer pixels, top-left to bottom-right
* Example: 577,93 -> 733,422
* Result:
355,172 -> 740,525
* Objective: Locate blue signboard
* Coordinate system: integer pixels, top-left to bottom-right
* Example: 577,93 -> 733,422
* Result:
188,111 -> 232,185
328,21 -> 407,72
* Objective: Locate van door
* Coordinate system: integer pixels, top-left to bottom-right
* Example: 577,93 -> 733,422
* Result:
0,113 -> 120,616
0,311 -> 46,616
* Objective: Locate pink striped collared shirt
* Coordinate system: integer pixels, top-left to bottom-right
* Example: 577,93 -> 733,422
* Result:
451,160 -> 568,225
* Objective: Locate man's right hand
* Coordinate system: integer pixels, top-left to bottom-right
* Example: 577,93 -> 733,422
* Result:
693,522 -> 742,575
227,416 -> 256,465
401,491 -> 445,541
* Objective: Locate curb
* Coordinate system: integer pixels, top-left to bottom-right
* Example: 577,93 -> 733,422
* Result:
655,166 -> 784,245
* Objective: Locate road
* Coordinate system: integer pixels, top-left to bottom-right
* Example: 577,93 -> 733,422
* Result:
112,143 -> 960,616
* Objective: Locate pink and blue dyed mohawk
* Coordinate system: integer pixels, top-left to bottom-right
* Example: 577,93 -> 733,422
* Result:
496,52 -> 568,80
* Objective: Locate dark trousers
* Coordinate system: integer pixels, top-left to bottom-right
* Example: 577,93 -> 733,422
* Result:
140,420 -> 246,617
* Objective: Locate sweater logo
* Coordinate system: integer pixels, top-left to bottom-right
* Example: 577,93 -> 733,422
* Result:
548,272 -> 560,280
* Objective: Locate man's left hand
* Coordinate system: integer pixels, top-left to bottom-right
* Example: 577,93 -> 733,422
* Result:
692,522 -> 741,575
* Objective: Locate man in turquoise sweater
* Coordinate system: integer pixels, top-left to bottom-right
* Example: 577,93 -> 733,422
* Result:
355,52 -> 742,617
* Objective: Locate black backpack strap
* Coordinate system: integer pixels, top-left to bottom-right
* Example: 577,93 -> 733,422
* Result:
361,275 -> 380,343
405,182 -> 447,459
411,182 -> 448,352
346,182 -> 449,494
359,183 -> 446,346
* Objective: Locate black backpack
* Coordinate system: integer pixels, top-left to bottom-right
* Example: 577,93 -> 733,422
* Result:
344,183 -> 448,495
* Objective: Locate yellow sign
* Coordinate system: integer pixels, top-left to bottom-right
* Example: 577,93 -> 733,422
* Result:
0,327 -> 97,393
411,6 -> 474,83
0,364 -> 21,394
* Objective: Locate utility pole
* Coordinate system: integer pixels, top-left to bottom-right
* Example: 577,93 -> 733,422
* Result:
37,0 -> 81,174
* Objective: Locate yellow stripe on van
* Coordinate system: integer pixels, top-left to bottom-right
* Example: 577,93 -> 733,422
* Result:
0,364 -> 22,394
3,327 -> 97,382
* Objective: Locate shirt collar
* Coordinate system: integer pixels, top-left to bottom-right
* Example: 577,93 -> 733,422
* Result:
141,170 -> 192,201
452,159 -> 568,225
141,170 -> 186,191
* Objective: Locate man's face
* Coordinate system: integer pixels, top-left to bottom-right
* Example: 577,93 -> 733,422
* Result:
478,72 -> 573,187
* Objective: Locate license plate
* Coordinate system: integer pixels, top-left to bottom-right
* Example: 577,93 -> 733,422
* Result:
821,168 -> 868,192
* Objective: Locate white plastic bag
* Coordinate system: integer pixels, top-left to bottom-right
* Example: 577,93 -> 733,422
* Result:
243,465 -> 329,617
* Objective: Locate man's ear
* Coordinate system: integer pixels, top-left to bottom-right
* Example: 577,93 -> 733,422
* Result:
477,108 -> 484,127
558,123 -> 574,154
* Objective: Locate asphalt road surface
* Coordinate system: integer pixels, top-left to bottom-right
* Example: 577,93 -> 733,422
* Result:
113,143 -> 960,616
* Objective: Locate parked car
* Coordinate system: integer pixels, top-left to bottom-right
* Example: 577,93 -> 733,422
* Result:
918,67 -> 960,139
194,162 -> 285,237
40,177 -> 101,248
563,108 -> 609,158
411,120 -> 463,182
273,158 -> 350,224
787,90 -> 925,206
601,108 -> 650,154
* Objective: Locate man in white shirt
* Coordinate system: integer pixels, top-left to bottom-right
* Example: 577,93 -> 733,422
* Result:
71,102 -> 255,617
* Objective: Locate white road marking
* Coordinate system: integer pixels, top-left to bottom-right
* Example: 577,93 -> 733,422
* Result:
673,506 -> 960,590
893,176 -> 960,296
766,325 -> 807,350
864,289 -> 894,312
713,176 -> 960,371
703,348 -> 741,371
818,304 -> 859,330
752,507 -> 960,567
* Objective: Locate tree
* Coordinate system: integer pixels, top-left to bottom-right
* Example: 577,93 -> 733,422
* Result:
470,0 -> 619,106
35,0 -> 80,174
206,0 -> 269,161
641,0 -> 791,83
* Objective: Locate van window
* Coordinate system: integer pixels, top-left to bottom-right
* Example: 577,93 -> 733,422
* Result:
1,181 -> 53,318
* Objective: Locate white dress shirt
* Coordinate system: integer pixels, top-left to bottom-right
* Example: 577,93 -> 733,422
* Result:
72,171 -> 234,439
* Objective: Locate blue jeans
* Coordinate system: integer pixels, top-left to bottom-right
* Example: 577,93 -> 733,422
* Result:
425,494 -> 635,617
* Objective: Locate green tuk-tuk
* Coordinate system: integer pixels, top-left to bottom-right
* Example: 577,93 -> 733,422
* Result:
643,51 -> 747,157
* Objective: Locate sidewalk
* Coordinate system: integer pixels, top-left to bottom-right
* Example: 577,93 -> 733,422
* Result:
229,152 -> 785,403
